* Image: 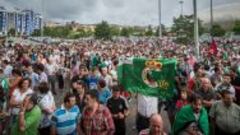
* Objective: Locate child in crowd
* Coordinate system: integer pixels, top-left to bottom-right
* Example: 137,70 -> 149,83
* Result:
176,88 -> 189,110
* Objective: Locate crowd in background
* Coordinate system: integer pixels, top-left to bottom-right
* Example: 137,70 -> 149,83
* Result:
0,37 -> 239,135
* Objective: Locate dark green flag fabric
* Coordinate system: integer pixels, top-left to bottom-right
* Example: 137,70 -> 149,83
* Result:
118,58 -> 177,99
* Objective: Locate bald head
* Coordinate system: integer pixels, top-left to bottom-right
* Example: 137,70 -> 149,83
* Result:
150,114 -> 164,135
150,113 -> 163,124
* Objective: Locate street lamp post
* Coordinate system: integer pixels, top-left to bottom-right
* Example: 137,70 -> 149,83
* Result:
158,0 -> 162,38
193,0 -> 200,60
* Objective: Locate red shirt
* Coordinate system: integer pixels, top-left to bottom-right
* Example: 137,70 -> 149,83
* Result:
81,104 -> 115,135
176,99 -> 188,110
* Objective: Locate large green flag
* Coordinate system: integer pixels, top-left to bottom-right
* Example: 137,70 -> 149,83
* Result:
118,58 -> 177,99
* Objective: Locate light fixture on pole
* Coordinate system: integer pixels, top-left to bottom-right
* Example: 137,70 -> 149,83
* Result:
179,0 -> 184,16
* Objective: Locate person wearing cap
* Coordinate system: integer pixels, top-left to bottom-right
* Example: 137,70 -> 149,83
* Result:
107,85 -> 129,135
11,93 -> 42,135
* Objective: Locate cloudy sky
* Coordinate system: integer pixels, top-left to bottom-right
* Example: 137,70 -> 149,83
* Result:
1,0 -> 240,26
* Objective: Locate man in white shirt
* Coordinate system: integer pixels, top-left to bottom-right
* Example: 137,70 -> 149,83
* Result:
2,60 -> 13,77
136,94 -> 158,133
37,64 -> 48,83
45,60 -> 57,95
100,64 -> 113,87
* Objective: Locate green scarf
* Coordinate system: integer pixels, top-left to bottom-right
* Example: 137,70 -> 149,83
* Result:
172,105 -> 209,135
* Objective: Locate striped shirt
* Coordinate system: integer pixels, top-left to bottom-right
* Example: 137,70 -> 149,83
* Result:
52,105 -> 80,135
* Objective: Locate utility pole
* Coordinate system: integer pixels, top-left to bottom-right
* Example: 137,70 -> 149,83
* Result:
210,0 -> 213,39
41,0 -> 44,37
158,0 -> 162,38
193,0 -> 199,60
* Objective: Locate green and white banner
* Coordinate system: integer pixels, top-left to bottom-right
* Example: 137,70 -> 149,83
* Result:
118,58 -> 177,99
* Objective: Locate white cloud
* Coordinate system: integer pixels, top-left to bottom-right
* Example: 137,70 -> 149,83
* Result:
0,0 -> 239,26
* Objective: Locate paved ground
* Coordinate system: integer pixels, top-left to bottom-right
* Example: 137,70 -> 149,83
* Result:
54,80 -> 171,135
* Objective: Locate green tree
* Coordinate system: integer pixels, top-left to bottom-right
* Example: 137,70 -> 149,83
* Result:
8,28 -> 16,37
171,15 -> 204,44
131,26 -> 145,36
233,20 -> 240,35
120,27 -> 130,37
43,26 -> 52,36
31,29 -> 41,37
155,25 -> 166,37
68,29 -> 94,39
110,26 -> 120,36
94,21 -> 112,40
145,25 -> 154,36
211,24 -> 226,37
43,26 -> 71,38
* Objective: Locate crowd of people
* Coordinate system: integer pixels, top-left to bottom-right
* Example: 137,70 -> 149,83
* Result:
0,37 -> 239,135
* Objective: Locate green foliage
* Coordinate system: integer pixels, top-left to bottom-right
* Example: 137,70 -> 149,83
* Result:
44,26 -> 71,38
155,25 -> 166,37
211,24 -> 226,37
94,21 -> 112,40
8,28 -> 16,36
31,29 -> 41,37
171,15 -> 204,44
120,27 -> 130,37
145,25 -> 154,36
110,26 -> 120,36
68,29 -> 94,39
130,26 -> 145,36
233,20 -> 240,35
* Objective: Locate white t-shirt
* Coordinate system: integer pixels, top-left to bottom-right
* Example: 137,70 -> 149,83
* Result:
137,94 -> 158,118
45,64 -> 57,76
38,91 -> 56,128
40,72 -> 48,82
38,91 -> 55,112
11,88 -> 33,115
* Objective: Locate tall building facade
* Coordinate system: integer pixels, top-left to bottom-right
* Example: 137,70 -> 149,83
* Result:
0,6 -> 42,36
0,7 -> 8,35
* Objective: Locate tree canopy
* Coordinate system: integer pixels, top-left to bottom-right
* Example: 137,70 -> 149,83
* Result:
211,24 -> 226,37
233,20 -> 240,35
94,21 -> 112,40
171,15 -> 205,44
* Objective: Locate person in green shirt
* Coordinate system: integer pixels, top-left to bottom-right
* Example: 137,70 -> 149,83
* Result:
0,68 -> 9,95
0,68 -> 8,119
11,93 -> 42,135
